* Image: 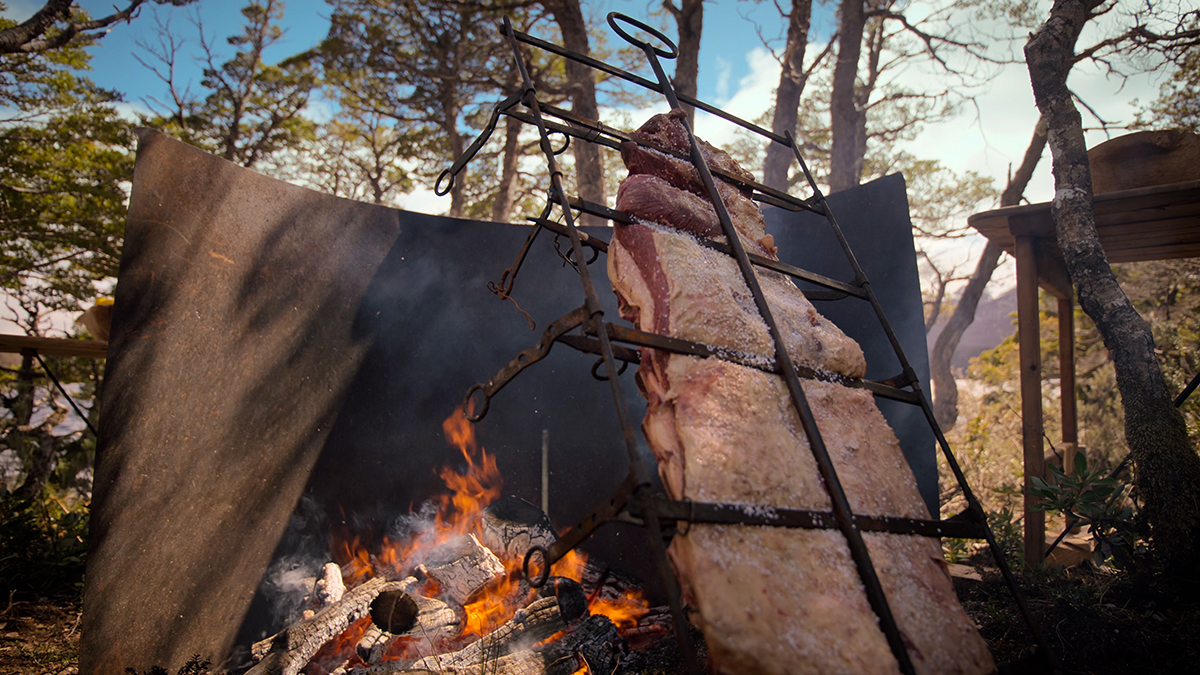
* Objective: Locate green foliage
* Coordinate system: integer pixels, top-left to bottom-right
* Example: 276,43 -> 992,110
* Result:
1,20 -> 133,318
1030,452 -> 1143,569
1134,16 -> 1199,133
139,0 -> 318,169
0,490 -> 88,599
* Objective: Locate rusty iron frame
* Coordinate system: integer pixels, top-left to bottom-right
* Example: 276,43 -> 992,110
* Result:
442,12 -> 1060,674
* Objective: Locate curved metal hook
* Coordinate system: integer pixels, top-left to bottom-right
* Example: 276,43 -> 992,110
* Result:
606,12 -> 678,59
436,92 -> 522,196
590,355 -> 629,381
548,129 -> 571,156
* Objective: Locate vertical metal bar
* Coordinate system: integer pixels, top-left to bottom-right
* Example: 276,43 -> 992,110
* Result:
499,19 -> 701,675
788,136 -> 1060,671
541,429 -> 550,515
633,43 -> 916,675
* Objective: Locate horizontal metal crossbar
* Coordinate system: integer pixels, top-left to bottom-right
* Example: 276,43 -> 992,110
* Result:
629,497 -> 990,539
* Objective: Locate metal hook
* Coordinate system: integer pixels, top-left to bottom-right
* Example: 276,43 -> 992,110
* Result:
548,129 -> 571,155
436,92 -> 523,196
591,356 -> 628,381
606,13 -> 678,59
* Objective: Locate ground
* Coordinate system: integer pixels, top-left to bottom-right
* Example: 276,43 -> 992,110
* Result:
957,564 -> 1200,674
0,595 -> 80,675
5,569 -> 1200,674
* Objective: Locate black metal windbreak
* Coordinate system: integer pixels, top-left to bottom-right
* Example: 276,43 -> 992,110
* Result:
440,13 -> 1060,674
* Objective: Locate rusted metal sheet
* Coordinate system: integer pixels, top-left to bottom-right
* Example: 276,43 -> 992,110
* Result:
79,130 -> 426,673
79,130 -> 645,674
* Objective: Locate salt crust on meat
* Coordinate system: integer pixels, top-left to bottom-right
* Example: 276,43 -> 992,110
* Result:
606,111 -> 996,675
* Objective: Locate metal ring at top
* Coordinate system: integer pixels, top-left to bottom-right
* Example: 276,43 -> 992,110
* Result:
606,12 -> 678,59
434,169 -> 454,196
464,383 -> 490,422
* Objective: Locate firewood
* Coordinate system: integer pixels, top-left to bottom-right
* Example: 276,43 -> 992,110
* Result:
353,587 -> 587,675
418,533 -> 505,605
315,562 -> 346,606
301,562 -> 347,620
480,497 -> 558,561
359,591 -> 465,664
248,576 -> 405,675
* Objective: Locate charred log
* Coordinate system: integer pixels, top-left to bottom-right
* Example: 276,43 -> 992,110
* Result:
354,594 -> 577,674
480,497 -> 558,562
248,576 -> 404,675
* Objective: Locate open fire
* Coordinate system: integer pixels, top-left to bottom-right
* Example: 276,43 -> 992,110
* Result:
248,406 -> 666,675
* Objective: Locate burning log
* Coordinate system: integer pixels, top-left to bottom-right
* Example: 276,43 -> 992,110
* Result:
418,533 -> 505,605
357,589 -> 465,664
301,562 -> 346,619
480,497 -> 558,561
248,575 -> 406,675
392,614 -> 621,675
354,580 -> 589,675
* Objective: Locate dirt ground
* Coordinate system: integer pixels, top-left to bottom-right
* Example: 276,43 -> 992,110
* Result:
0,596 -> 80,675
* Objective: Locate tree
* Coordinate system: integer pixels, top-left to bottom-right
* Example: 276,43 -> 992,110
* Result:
0,0 -> 193,55
0,20 -> 121,595
762,0 -> 822,191
541,0 -> 605,223
930,119 -> 1046,429
662,0 -> 701,126
1025,0 -> 1200,572
321,0 -> 514,217
137,0 -> 318,170
826,0 -> 993,193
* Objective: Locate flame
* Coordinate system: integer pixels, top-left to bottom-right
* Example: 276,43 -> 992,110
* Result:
436,406 -> 503,537
326,405 -> 651,664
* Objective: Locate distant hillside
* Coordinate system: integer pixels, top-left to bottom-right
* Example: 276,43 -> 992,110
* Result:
927,287 -> 1018,371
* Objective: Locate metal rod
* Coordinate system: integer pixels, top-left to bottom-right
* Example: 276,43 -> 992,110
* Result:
788,130 -> 1061,673
627,25 -> 916,674
541,429 -> 550,515
29,349 -> 99,438
499,18 -> 701,675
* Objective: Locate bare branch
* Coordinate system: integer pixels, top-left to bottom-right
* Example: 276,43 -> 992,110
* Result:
0,0 -> 154,55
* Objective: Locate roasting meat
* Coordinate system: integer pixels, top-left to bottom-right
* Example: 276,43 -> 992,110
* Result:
607,110 -> 995,675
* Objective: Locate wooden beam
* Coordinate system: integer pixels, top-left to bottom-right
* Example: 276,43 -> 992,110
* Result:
0,334 -> 108,359
1015,236 -> 1045,569
1058,297 -> 1077,448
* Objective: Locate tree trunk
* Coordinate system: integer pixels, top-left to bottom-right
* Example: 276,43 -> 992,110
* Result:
763,0 -> 813,191
546,0 -> 606,226
492,114 -> 523,222
930,120 -> 1047,429
663,0 -> 703,126
1026,0 -> 1200,573
828,0 -> 865,193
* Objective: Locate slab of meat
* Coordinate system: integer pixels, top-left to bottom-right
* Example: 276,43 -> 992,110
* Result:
607,111 -> 995,675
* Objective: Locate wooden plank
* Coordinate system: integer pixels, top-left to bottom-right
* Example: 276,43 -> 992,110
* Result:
1058,297 -> 1077,448
0,334 -> 108,359
1015,236 -> 1045,569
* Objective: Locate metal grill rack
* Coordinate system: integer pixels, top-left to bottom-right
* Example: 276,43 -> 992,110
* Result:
438,13 -> 1059,674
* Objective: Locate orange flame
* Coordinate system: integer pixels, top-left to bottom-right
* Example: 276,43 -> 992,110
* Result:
327,405 -> 651,664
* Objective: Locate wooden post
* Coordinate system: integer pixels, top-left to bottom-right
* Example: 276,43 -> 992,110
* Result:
1058,296 -> 1078,473
1015,236 -> 1045,569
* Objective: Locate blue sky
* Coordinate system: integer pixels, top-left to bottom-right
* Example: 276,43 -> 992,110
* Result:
4,0 -> 836,113
3,0 -> 1175,294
